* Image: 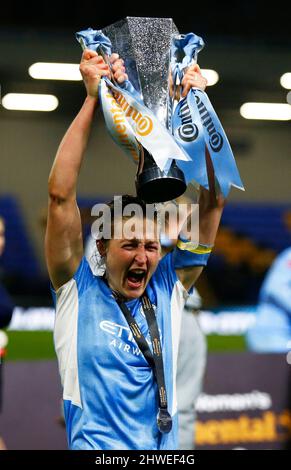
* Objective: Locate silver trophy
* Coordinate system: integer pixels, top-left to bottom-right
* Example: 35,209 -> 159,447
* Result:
103,17 -> 187,203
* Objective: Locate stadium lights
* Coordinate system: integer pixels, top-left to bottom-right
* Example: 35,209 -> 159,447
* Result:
201,69 -> 219,86
240,102 -> 291,121
28,62 -> 219,86
29,62 -> 82,81
2,93 -> 59,111
280,73 -> 291,89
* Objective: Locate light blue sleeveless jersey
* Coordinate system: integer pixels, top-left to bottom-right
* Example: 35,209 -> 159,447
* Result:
52,252 -> 188,450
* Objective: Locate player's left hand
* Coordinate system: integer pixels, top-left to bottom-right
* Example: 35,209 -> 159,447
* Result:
181,64 -> 207,97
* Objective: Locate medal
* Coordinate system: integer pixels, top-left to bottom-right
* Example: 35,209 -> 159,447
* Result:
157,408 -> 172,434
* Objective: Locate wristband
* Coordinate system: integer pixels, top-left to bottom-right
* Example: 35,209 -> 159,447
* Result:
173,237 -> 213,268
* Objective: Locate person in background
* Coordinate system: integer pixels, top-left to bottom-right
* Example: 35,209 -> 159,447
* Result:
176,290 -> 206,449
0,217 -> 14,329
246,246 -> 291,352
0,216 -> 15,450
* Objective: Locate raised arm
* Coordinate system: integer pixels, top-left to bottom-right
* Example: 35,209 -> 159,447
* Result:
45,49 -> 112,290
175,149 -> 225,291
169,65 -> 224,290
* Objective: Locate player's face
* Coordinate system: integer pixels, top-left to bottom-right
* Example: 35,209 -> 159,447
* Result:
0,219 -> 5,257
104,217 -> 161,299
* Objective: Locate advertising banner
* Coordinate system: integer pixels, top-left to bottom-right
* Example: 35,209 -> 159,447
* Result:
196,353 -> 291,449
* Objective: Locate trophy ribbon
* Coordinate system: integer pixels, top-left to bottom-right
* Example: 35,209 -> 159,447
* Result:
76,28 -> 191,173
171,33 -> 244,197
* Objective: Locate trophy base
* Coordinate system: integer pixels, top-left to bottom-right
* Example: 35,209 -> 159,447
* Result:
136,165 -> 187,203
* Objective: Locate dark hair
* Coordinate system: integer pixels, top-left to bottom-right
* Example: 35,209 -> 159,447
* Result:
99,195 -> 159,241
107,194 -> 148,216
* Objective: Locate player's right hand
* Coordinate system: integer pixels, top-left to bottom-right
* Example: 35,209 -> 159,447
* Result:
80,49 -> 111,98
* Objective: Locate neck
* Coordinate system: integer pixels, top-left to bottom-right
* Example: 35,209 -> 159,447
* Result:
102,274 -> 129,302
112,289 -> 128,303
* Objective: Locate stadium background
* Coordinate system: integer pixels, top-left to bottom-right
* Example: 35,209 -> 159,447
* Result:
0,1 -> 291,449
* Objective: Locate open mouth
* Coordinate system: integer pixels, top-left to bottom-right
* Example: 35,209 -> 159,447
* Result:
126,269 -> 147,289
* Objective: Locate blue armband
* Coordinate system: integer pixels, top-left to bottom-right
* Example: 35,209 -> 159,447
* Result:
173,238 -> 213,268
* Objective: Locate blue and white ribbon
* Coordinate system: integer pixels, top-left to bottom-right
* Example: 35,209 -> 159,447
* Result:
76,28 -> 190,172
171,33 -> 205,79
171,33 -> 244,197
76,28 -> 244,197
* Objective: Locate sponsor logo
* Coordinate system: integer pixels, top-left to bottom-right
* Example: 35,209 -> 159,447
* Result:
100,318 -> 157,357
136,115 -> 153,137
195,94 -> 224,152
100,320 -> 142,356
196,410 -> 291,446
114,91 -> 153,137
196,391 -> 272,413
99,308 -> 162,358
105,91 -> 140,163
176,99 -> 199,143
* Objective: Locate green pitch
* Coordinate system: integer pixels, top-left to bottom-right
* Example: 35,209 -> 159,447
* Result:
4,331 -> 247,361
5,331 -> 56,361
